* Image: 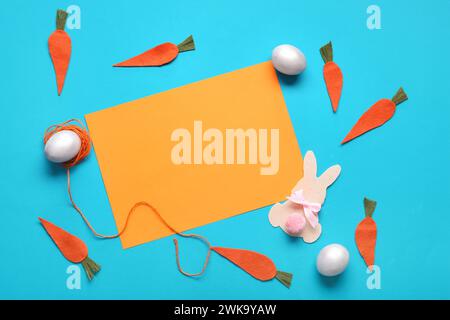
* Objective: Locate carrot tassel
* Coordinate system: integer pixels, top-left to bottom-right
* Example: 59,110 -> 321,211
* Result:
212,247 -> 293,288
320,42 -> 343,112
113,35 -> 195,67
39,217 -> 100,280
275,271 -> 293,288
48,10 -> 72,95
342,88 -> 408,144
355,198 -> 377,271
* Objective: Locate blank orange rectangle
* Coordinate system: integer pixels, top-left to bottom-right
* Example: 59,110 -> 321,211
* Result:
85,61 -> 303,248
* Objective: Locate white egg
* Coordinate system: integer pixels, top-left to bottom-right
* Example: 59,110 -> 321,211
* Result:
271,44 -> 307,75
44,130 -> 81,163
316,244 -> 349,277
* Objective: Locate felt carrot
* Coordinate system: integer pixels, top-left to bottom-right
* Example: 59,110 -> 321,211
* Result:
212,247 -> 293,287
39,217 -> 100,280
48,10 -> 72,95
342,88 -> 408,144
113,35 -> 195,67
355,198 -> 377,271
320,42 -> 343,112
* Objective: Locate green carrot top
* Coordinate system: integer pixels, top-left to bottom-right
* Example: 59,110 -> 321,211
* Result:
320,42 -> 333,63
56,9 -> 68,31
177,35 -> 195,52
392,87 -> 408,106
364,197 -> 377,218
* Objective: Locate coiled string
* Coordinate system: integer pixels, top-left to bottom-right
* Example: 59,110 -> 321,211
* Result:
44,119 -> 91,169
44,119 -> 211,277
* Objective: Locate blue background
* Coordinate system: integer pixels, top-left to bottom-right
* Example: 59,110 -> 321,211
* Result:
1,0 -> 449,299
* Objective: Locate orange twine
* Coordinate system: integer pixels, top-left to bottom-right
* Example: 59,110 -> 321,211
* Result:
44,119 -> 211,277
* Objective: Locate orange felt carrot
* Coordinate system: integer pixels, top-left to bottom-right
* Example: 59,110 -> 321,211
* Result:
39,217 -> 100,280
212,247 -> 292,287
320,42 -> 343,112
355,198 -> 377,271
113,35 -> 195,67
342,88 -> 408,144
48,10 -> 72,96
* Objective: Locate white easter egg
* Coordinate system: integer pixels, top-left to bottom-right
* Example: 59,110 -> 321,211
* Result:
316,244 -> 349,277
271,44 -> 307,75
44,130 -> 81,163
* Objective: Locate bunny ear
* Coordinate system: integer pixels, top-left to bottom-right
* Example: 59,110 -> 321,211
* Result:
318,165 -> 341,188
303,151 -> 317,178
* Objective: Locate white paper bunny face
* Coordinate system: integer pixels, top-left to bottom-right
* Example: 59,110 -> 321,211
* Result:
292,151 -> 341,204
268,151 -> 341,243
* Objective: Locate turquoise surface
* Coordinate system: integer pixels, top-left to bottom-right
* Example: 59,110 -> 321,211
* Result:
1,0 -> 449,299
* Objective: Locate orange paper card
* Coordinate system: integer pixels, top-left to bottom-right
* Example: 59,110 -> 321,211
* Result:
85,61 -> 303,248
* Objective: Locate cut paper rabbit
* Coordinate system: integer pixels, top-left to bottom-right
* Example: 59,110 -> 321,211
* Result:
269,151 -> 341,243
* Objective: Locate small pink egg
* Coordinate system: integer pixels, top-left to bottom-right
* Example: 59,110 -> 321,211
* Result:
285,213 -> 306,235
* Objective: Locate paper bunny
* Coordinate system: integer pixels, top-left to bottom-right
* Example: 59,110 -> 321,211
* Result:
268,151 -> 341,243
